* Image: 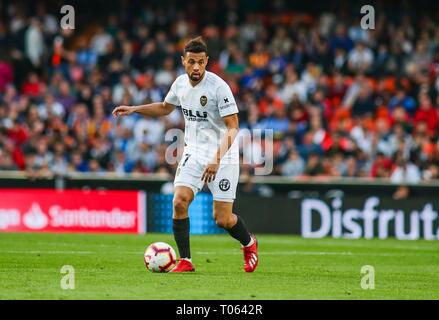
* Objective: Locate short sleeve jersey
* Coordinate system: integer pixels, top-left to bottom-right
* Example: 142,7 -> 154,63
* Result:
164,71 -> 239,164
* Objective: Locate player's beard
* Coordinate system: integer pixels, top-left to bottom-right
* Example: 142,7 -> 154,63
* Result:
189,71 -> 204,82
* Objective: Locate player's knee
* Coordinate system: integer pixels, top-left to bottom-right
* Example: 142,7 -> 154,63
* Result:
214,216 -> 233,229
173,196 -> 190,214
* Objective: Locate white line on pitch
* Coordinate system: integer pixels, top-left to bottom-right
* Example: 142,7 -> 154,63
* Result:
194,250 -> 433,257
0,250 -> 96,254
1,250 -> 435,257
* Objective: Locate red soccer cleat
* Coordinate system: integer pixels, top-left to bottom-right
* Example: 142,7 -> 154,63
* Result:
170,259 -> 195,273
242,235 -> 258,272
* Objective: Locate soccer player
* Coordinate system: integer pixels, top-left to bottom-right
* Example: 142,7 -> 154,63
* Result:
112,37 -> 258,273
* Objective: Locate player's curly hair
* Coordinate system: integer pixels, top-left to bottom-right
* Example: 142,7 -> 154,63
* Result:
184,36 -> 208,55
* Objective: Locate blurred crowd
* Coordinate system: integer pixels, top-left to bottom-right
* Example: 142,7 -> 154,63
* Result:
1,0 -> 439,184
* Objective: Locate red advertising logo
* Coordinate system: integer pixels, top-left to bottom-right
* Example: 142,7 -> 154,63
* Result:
0,189 -> 146,234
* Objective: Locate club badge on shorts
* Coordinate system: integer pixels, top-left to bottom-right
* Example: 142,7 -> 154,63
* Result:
200,95 -> 208,107
219,178 -> 230,191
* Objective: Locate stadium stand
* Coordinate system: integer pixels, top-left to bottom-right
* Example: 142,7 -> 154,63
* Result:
0,0 -> 439,184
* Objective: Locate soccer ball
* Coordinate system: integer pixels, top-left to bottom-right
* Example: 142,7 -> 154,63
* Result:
144,242 -> 177,273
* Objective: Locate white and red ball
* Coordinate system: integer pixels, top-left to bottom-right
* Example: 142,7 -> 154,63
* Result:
144,242 -> 177,273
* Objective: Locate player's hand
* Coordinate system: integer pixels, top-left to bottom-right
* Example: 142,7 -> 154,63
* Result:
112,105 -> 135,117
202,162 -> 219,183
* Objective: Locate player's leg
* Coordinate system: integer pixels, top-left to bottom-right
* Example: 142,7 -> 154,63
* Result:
172,186 -> 194,259
213,201 -> 251,245
209,163 -> 250,244
209,163 -> 258,272
171,152 -> 204,272
170,185 -> 197,272
213,201 -> 258,272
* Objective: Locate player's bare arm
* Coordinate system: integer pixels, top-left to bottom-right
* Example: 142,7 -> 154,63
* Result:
112,101 -> 175,118
201,113 -> 239,183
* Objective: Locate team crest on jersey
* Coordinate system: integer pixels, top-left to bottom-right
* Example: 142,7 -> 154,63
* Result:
200,95 -> 208,107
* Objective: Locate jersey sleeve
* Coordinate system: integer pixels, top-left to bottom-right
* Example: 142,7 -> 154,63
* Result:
164,80 -> 180,106
216,82 -> 239,117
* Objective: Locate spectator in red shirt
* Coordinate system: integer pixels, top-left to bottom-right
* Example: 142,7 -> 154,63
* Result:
0,58 -> 13,92
21,72 -> 43,98
258,84 -> 284,116
370,152 -> 393,178
414,94 -> 438,136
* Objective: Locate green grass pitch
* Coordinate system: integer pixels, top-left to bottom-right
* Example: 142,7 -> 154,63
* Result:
0,232 -> 438,299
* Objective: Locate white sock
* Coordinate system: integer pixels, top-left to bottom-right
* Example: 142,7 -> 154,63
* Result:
244,237 -> 255,247
181,257 -> 192,262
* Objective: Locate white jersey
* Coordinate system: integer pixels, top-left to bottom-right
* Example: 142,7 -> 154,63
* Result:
164,71 -> 239,164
